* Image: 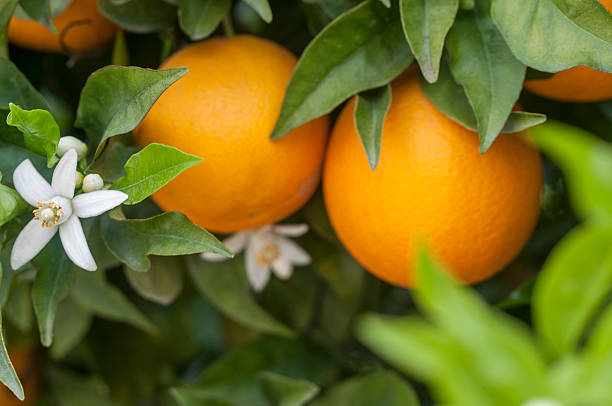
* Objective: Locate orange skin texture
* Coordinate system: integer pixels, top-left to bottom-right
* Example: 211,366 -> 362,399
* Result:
0,348 -> 39,406
323,73 -> 542,287
134,35 -> 329,233
524,0 -> 612,102
8,0 -> 117,54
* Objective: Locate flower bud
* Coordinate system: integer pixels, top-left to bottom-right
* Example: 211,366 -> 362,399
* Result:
82,174 -> 104,193
57,136 -> 87,160
75,171 -> 84,188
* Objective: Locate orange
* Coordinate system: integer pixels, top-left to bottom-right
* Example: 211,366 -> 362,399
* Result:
8,0 -> 117,54
524,0 -> 612,102
0,348 -> 40,405
323,72 -> 542,287
134,35 -> 329,233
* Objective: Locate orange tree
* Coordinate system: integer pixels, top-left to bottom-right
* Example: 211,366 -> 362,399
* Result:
0,1 -> 611,405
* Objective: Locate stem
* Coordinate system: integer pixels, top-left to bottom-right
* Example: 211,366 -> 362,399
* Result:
222,13 -> 235,37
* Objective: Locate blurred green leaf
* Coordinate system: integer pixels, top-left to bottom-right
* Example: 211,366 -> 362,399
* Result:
243,0 -> 272,22
101,210 -> 231,271
0,312 -> 24,400
460,0 -> 474,8
49,368 -> 115,406
16,0 -> 55,32
98,0 -> 177,33
258,372 -> 319,406
0,183 -> 28,227
354,84 -> 391,170
4,278 -> 33,332
0,58 -> 48,111
51,298 -> 92,359
125,256 -> 184,305
6,103 -> 60,167
0,0 -> 18,58
300,0 -> 360,34
309,371 -> 418,406
112,29 -> 130,66
32,237 -> 77,347
532,120 -> 612,222
111,143 -> 202,205
399,0 -> 458,83
89,141 -> 138,184
71,270 -> 157,334
446,2 -> 525,152
491,0 -> 612,73
533,225 -> 612,357
75,66 -> 187,157
187,256 -> 294,337
270,0 -> 413,140
179,0 -> 231,40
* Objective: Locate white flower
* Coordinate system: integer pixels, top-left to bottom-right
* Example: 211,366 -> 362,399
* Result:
82,173 -> 104,192
202,224 -> 311,292
10,149 -> 127,271
57,136 -> 87,160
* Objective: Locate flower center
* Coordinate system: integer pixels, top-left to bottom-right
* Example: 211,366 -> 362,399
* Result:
33,202 -> 63,228
256,244 -> 280,266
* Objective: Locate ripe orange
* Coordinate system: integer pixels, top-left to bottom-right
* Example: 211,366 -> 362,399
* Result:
134,35 -> 329,233
523,0 -> 612,102
323,72 -> 542,287
8,0 -> 117,54
0,348 -> 39,405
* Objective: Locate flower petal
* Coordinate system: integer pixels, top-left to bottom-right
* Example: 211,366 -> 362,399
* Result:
52,149 -> 77,198
59,216 -> 96,271
278,237 -> 311,265
72,190 -> 128,218
12,159 -> 54,207
272,258 -> 294,280
273,224 -> 309,237
201,231 -> 249,261
246,240 -> 271,292
10,218 -> 57,270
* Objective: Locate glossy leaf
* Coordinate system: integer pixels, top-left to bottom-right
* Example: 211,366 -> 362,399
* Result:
354,84 -> 391,170
6,103 -> 60,167
0,313 -> 24,400
76,66 -> 187,157
446,4 -> 526,152
125,256 -> 184,305
531,120 -> 612,221
71,270 -> 157,334
0,58 -> 48,110
0,183 -> 27,227
50,298 -> 92,359
399,0 -> 458,83
17,0 -> 55,32
32,237 -> 78,347
258,372 -> 319,406
270,0 -> 413,140
0,0 -> 18,58
187,256 -> 294,337
243,0 -> 272,23
179,0 -> 231,40
533,225 -> 612,357
111,143 -> 202,205
309,371 -> 418,406
101,210 -> 231,271
491,0 -> 612,73
98,0 -> 177,33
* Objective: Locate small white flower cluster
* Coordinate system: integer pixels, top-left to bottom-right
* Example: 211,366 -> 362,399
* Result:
202,224 -> 311,292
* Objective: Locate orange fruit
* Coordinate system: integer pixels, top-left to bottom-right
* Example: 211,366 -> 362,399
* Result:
134,35 -> 329,233
523,0 -> 612,102
8,0 -> 117,54
323,72 -> 542,287
0,348 -> 40,406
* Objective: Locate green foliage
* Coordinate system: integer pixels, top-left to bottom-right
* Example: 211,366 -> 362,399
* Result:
124,256 -> 184,305
0,313 -> 23,400
243,0 -> 272,23
0,175 -> 27,227
354,84 -> 390,170
98,0 -> 178,33
16,0 -> 55,32
178,0 -> 232,41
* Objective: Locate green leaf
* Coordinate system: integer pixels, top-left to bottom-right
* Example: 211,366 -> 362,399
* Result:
270,0 -> 413,140
460,0 -> 474,9
446,3 -> 526,152
6,103 -> 60,167
258,372 -> 319,406
32,237 -> 77,347
111,143 -> 202,205
533,225 -> 612,357
88,142 -> 139,184
491,0 -> 612,73
50,298 -> 92,359
531,120 -> 612,222
101,210 -> 231,271
378,0 -> 390,6
309,371 -> 419,406
76,66 -> 187,157
111,29 -> 130,66
125,256 -> 184,305
187,256 -> 294,337
0,312 -> 24,400
17,0 -> 55,32
71,270 -> 157,334
98,0 -> 177,33
178,0 -> 231,40
4,278 -> 34,333
48,367 -> 115,406
0,58 -> 48,110
242,0 -> 272,23
399,0 -> 458,83
300,0 -> 360,34
354,84 -> 391,170
0,183 -> 27,227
